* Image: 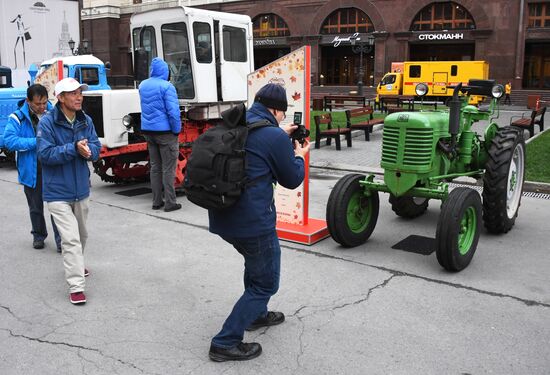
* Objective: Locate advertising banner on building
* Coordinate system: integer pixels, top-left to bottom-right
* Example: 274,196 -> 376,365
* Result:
0,0 -> 79,87
34,59 -> 63,104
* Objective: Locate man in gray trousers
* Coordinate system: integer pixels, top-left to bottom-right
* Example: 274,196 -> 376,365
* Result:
138,57 -> 182,212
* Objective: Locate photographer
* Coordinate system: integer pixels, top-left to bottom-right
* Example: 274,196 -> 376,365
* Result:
207,83 -> 310,362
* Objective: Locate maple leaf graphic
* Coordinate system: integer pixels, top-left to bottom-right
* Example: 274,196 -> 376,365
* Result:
292,92 -> 301,101
290,76 -> 297,83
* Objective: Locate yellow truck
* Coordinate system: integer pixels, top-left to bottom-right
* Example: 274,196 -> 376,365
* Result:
377,61 -> 489,104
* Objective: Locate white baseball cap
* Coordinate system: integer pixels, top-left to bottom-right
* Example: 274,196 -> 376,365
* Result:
54,78 -> 89,97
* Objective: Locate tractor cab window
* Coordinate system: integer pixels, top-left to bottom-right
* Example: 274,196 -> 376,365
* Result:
193,22 -> 212,63
222,26 -> 247,62
451,65 -> 458,76
409,65 -> 421,78
380,74 -> 396,85
132,26 -> 157,80
162,22 -> 195,99
77,67 -> 100,86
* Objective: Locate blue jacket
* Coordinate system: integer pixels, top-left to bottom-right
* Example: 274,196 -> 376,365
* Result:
208,102 -> 305,237
37,104 -> 101,202
4,101 -> 53,188
138,58 -> 181,134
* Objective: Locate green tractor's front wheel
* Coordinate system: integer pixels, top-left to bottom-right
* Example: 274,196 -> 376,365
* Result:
326,174 -> 379,247
436,187 -> 482,272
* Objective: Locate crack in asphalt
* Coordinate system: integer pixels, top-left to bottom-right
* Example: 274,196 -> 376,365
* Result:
285,246 -> 550,308
2,328 -> 151,375
91,200 -> 550,309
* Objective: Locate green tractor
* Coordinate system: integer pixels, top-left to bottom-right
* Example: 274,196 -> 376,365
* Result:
326,80 -> 525,272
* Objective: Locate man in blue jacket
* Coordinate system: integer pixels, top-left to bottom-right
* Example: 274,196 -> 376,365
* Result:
208,83 -> 310,362
4,84 -> 61,251
139,57 -> 182,212
37,78 -> 101,305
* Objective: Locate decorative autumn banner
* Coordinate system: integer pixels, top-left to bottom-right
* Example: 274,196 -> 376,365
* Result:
247,46 -> 310,226
34,60 -> 63,104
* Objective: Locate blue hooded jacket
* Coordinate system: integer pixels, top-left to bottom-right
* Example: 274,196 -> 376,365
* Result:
4,100 -> 53,188
37,104 -> 101,202
138,58 -> 181,134
208,102 -> 305,237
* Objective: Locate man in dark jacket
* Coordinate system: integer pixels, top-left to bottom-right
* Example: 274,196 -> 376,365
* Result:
208,83 -> 310,362
4,84 -> 61,251
138,57 -> 182,212
37,78 -> 101,305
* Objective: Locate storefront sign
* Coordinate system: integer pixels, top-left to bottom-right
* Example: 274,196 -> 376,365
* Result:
332,32 -> 360,47
418,32 -> 464,41
254,37 -> 288,47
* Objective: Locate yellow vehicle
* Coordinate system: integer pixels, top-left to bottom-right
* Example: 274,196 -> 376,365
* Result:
377,61 -> 489,104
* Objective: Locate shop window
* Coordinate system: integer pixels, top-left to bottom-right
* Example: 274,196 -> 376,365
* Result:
411,2 -> 475,31
451,65 -> 458,76
528,2 -> 550,28
253,14 -> 290,37
410,65 -> 421,78
223,26 -> 247,62
320,8 -> 374,34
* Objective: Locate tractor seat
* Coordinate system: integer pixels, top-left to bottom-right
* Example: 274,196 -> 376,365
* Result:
478,105 -> 491,113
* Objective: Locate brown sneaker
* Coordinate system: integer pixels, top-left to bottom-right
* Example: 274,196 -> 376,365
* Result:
69,292 -> 86,305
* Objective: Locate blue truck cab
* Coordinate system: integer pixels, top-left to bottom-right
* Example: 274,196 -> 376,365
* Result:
0,55 -> 110,156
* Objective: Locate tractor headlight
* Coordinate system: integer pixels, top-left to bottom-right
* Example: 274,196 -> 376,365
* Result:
415,83 -> 429,97
491,84 -> 504,99
122,115 -> 133,129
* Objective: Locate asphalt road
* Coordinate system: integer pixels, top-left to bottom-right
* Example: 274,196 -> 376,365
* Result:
0,163 -> 549,375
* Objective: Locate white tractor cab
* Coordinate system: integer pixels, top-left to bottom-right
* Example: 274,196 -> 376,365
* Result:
82,6 -> 254,184
39,55 -> 111,91
131,6 -> 253,118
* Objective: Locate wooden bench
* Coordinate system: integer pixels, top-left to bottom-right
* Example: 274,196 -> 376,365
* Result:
323,95 -> 366,111
510,106 -> 546,138
313,113 -> 352,150
380,96 -> 415,113
345,107 -> 385,141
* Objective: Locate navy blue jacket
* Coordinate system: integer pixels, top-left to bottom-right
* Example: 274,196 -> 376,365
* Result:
138,58 -> 181,134
208,102 -> 305,237
37,104 -> 101,202
4,101 -> 53,188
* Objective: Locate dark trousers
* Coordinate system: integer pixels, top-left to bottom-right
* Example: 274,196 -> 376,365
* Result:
24,176 -> 61,248
145,133 -> 179,209
504,94 -> 511,105
212,231 -> 281,348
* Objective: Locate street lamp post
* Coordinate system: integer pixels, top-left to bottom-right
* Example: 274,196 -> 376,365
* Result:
350,34 -> 375,96
68,38 -> 90,56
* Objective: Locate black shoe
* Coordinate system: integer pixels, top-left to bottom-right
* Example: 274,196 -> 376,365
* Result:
164,203 -> 182,212
209,342 -> 262,362
152,202 -> 165,210
33,239 -> 45,249
246,311 -> 285,331
57,246 -> 62,253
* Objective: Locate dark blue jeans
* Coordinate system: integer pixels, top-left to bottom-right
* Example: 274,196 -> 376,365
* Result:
24,177 -> 61,248
212,230 -> 281,349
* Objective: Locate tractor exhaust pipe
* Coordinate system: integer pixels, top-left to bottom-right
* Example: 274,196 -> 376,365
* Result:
448,83 -> 462,148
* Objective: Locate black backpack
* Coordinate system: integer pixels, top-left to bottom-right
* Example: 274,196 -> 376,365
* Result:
183,103 -> 272,210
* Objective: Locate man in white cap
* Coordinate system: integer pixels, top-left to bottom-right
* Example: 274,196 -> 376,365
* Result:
37,78 -> 101,305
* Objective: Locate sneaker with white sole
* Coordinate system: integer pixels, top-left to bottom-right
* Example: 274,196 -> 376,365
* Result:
70,292 -> 86,305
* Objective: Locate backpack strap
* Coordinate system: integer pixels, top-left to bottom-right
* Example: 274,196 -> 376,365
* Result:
9,110 -> 24,125
247,119 -> 273,131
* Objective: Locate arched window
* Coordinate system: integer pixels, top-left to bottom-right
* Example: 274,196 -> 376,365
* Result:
528,2 -> 550,28
252,14 -> 290,38
320,8 -> 374,34
411,2 -> 475,31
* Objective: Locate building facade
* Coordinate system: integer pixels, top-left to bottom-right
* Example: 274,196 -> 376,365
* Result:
80,0 -> 550,91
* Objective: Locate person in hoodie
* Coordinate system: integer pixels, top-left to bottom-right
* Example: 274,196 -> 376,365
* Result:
37,78 -> 101,305
4,84 -> 61,251
207,83 -> 311,362
138,57 -> 182,212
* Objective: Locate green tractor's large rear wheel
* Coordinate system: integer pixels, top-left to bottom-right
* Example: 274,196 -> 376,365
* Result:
483,126 -> 525,233
389,195 -> 429,218
436,187 -> 482,272
326,174 -> 379,247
